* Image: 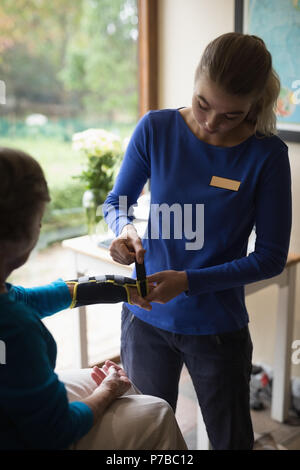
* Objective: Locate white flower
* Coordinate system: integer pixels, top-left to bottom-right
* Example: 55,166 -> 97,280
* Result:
72,128 -> 121,157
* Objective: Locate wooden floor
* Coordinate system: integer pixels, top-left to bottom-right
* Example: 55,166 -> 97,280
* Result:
176,365 -> 300,450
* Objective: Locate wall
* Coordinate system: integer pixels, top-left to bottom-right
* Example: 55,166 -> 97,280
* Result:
158,0 -> 300,376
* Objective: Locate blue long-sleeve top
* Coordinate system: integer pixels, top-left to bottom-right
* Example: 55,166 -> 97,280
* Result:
0,280 -> 93,449
103,108 -> 292,335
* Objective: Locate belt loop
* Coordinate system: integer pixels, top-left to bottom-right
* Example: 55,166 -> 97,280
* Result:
215,335 -> 221,345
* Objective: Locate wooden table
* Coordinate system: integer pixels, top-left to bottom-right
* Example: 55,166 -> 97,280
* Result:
62,234 -> 300,449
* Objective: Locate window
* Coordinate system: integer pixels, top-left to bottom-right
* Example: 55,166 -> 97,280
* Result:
0,0 -> 154,368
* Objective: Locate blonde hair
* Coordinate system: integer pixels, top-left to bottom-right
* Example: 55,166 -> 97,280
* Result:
0,147 -> 50,242
194,32 -> 281,137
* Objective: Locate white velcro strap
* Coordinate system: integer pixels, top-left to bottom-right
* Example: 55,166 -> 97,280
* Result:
113,275 -> 125,284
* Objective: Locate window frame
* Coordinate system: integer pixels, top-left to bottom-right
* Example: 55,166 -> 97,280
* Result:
138,0 -> 158,117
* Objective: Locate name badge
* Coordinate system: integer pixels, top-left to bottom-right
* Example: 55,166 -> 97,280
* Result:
209,176 -> 241,191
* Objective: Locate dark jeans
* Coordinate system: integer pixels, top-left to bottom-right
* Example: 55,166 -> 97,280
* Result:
120,303 -> 254,450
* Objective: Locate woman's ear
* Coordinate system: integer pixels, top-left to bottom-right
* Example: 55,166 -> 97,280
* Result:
246,98 -> 263,123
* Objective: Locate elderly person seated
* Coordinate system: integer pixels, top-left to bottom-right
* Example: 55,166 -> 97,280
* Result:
0,147 -> 187,451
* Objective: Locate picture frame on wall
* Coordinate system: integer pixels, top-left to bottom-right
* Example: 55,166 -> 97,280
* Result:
235,0 -> 300,143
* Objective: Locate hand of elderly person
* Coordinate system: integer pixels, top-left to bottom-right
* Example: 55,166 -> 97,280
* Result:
91,360 -> 130,391
93,364 -> 131,399
82,361 -> 131,424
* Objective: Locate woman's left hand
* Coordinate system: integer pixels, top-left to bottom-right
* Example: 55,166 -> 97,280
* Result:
127,283 -> 155,311
145,270 -> 189,304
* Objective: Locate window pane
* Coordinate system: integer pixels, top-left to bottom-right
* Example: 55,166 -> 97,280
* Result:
0,0 -> 138,369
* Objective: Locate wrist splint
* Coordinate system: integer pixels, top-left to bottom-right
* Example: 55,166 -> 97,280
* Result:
68,273 -> 149,309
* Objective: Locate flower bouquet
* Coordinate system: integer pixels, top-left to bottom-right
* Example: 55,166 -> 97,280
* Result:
72,128 -> 123,238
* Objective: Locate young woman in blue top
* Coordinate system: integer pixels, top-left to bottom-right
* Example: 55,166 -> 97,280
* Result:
0,147 -> 187,450
103,33 -> 292,450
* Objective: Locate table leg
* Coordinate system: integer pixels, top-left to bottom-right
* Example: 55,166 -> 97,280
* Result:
73,304 -> 89,368
271,265 -> 297,422
73,270 -> 89,369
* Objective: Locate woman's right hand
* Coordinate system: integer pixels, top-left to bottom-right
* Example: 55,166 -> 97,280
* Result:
109,224 -> 145,265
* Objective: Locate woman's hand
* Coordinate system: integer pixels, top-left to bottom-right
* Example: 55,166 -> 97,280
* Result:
127,283 -> 155,311
145,270 -> 189,304
109,224 -> 145,265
